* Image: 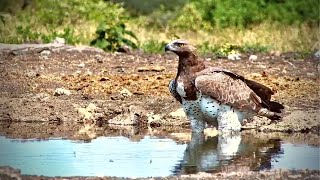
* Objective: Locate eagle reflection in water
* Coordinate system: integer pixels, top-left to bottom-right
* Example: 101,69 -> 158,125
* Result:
172,133 -> 282,175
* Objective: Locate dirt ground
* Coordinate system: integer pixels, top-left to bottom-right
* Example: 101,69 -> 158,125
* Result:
0,43 -> 319,136
0,43 -> 319,179
0,166 -> 319,180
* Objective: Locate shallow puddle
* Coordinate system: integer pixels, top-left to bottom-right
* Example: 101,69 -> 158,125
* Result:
0,133 -> 319,178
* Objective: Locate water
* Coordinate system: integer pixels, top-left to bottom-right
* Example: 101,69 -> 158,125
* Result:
0,134 -> 319,178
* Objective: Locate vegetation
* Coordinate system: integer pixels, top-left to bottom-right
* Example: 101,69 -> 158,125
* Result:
90,22 -> 138,52
0,0 -> 318,54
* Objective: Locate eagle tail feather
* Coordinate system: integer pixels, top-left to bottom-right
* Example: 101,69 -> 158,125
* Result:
268,113 -> 282,121
268,101 -> 284,113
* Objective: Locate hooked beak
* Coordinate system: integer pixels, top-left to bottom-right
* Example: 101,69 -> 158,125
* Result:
164,44 -> 172,52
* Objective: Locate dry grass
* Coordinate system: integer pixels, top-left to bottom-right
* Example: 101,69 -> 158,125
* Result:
129,22 -> 319,52
1,13 -> 318,53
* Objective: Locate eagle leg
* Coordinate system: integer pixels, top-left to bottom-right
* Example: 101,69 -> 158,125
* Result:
189,116 -> 206,133
217,111 -> 242,132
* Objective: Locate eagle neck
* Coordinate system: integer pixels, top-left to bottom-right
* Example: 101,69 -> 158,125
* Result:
177,53 -> 205,78
175,53 -> 204,101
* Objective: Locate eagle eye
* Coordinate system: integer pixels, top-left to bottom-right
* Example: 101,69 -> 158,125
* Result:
176,43 -> 185,47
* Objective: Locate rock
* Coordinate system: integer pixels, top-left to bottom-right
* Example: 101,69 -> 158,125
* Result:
76,103 -> 99,121
120,88 -> 133,97
314,49 -> 320,59
227,53 -> 241,60
95,54 -> 104,63
25,70 -> 40,78
86,103 -> 97,112
148,114 -> 161,123
271,50 -> 281,57
249,55 -> 258,60
51,37 -> 66,45
53,88 -> 71,96
108,105 -> 149,126
40,50 -> 51,56
117,45 -> 131,53
33,93 -> 50,101
169,108 -> 186,118
40,50 -> 51,60
77,107 -> 93,120
78,63 -> 85,68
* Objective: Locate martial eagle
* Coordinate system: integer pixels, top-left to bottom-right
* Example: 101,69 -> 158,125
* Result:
165,39 -> 284,133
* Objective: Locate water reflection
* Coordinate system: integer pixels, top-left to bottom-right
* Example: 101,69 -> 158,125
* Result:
174,133 -> 319,175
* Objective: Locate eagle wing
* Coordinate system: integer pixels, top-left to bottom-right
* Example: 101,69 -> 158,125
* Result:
195,69 -> 263,112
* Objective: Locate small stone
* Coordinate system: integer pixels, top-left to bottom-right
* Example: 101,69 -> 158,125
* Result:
77,107 -> 93,120
34,92 -> 50,101
117,45 -> 131,53
25,70 -> 40,78
249,55 -> 258,60
86,103 -> 97,112
51,37 -> 65,44
84,70 -> 92,76
148,114 -> 161,123
120,88 -> 133,97
78,63 -> 85,68
95,54 -> 104,63
40,50 -> 51,56
169,108 -> 186,118
314,49 -> 320,59
249,73 -> 262,77
54,88 -> 71,96
271,50 -> 281,57
227,53 -> 241,60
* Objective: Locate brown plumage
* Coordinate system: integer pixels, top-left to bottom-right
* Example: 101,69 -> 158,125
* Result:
165,39 -> 284,132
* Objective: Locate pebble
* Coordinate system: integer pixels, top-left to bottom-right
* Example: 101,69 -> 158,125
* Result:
34,93 -> 50,101
95,54 -> 104,63
169,108 -> 186,118
51,37 -> 66,44
314,49 -> 320,59
53,88 -> 71,96
40,50 -> 51,60
86,103 -> 97,113
40,50 -> 51,56
271,50 -> 281,57
249,55 -> 258,60
227,53 -> 241,60
25,70 -> 40,78
120,88 -> 133,97
78,63 -> 85,68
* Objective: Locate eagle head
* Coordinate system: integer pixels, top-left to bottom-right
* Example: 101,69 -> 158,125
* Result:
165,39 -> 196,57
